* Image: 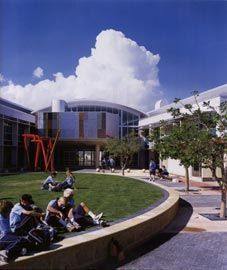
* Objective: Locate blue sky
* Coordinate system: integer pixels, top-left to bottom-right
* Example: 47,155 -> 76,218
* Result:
0,0 -> 227,111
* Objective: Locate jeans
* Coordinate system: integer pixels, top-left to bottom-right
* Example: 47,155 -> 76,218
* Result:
0,234 -> 28,259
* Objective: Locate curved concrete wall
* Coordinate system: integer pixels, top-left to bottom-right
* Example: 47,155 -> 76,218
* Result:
0,182 -> 179,270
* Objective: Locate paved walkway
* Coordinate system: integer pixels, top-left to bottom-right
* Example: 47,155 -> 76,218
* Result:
112,171 -> 227,270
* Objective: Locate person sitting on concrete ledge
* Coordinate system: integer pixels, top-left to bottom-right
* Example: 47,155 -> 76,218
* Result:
0,200 -> 29,263
62,188 -> 105,228
45,197 -> 79,232
10,194 -> 45,236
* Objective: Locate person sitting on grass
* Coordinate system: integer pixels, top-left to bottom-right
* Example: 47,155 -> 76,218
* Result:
41,171 -> 58,190
62,188 -> 104,229
0,200 -> 29,263
10,194 -> 45,236
49,170 -> 75,191
45,197 -> 78,232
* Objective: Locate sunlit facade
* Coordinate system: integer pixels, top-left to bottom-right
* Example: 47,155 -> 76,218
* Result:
35,100 -> 147,169
139,84 -> 227,181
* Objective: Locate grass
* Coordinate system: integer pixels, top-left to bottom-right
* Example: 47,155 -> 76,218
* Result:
0,172 -> 163,222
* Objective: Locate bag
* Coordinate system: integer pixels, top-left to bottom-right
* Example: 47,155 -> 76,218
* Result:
27,226 -> 52,251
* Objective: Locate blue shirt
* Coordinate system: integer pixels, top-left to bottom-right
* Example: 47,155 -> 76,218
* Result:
149,161 -> 156,171
43,175 -> 55,186
0,214 -> 11,239
62,176 -> 75,187
45,199 -> 65,221
9,203 -> 26,232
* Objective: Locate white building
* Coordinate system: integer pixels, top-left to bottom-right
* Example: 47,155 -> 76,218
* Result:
139,84 -> 227,181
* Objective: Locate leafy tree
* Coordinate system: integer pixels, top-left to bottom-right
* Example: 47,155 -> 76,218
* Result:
150,91 -> 227,217
105,132 -> 140,175
197,100 -> 227,218
150,116 -> 205,191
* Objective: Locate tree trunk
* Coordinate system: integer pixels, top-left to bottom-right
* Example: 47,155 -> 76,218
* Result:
121,157 -> 128,176
121,163 -> 126,176
224,153 -> 227,183
220,153 -> 227,218
220,186 -> 227,218
184,166 -> 190,191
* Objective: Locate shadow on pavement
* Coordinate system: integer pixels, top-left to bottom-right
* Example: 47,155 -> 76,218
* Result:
99,198 -> 193,270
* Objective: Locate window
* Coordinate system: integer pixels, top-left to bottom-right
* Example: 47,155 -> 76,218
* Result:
78,150 -> 95,167
4,121 -> 13,145
192,163 -> 201,177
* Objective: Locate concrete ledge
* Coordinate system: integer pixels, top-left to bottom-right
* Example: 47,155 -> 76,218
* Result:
0,181 -> 179,270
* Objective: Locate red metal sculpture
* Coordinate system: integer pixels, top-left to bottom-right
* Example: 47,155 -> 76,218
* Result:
22,130 -> 60,172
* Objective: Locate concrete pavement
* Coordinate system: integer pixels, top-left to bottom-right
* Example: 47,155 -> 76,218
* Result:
111,170 -> 227,270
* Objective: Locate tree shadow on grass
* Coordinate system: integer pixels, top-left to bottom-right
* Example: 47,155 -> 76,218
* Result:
99,198 -> 193,270
0,197 -> 13,200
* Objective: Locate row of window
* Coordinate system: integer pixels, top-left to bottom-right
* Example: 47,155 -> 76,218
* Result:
2,121 -> 31,146
66,106 -> 140,125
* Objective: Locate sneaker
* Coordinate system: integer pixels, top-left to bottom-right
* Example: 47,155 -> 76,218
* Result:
66,222 -> 74,232
0,250 -> 8,263
95,212 -> 103,220
72,221 -> 81,230
66,222 -> 81,232
93,212 -> 103,225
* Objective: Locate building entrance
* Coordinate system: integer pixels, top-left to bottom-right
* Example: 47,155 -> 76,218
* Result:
78,150 -> 95,167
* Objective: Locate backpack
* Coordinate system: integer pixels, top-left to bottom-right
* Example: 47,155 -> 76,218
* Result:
27,224 -> 53,251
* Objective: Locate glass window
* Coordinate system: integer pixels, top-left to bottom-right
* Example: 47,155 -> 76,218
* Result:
123,111 -> 128,125
78,106 -> 84,111
192,163 -> 202,177
4,121 -> 13,145
78,150 -> 95,167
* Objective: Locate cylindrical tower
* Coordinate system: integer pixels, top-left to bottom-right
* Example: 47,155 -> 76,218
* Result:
52,100 -> 66,112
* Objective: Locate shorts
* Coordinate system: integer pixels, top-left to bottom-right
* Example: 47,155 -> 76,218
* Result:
73,204 -> 86,221
149,169 -> 156,176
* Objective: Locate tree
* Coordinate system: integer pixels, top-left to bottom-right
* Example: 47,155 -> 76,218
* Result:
197,100 -> 227,218
150,116 -> 205,191
150,91 -> 227,217
105,132 -> 140,175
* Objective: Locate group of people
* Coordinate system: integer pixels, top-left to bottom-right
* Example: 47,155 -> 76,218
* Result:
0,187 -> 104,263
101,157 -> 115,173
0,195 -> 44,263
149,160 -> 170,181
41,170 -> 75,191
45,188 -> 104,232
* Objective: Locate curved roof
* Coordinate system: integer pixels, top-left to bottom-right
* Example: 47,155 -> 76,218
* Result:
34,98 -> 147,117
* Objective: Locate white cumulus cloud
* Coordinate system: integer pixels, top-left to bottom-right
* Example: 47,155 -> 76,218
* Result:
0,29 -> 162,112
33,66 -> 44,78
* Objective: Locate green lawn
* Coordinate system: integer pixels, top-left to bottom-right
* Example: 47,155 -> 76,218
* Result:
0,172 -> 163,222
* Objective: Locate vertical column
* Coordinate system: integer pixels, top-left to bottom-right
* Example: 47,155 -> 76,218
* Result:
95,144 -> 100,168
